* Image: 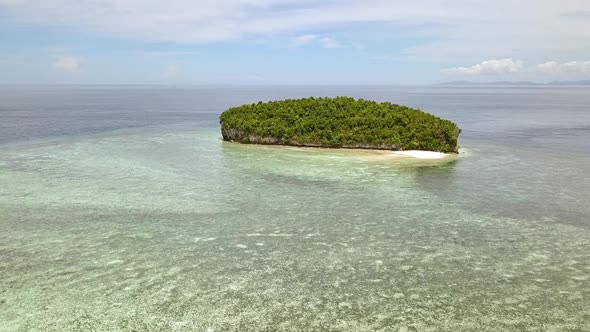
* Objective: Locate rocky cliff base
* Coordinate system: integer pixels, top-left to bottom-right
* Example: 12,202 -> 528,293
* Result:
222,127 -> 410,151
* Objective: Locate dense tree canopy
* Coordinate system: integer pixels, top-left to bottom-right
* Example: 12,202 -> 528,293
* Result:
220,97 -> 461,153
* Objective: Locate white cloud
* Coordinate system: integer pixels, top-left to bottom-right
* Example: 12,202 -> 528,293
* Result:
537,61 -> 590,74
291,34 -> 319,47
0,1 -> 451,46
318,37 -> 342,49
441,59 -> 523,75
1,0 -> 590,74
0,0 -> 585,47
163,64 -> 179,78
291,34 -> 343,49
53,56 -> 81,73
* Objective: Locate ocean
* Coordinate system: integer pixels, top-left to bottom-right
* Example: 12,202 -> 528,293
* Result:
1,85 -> 589,331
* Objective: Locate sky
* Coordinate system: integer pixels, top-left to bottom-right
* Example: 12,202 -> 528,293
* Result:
1,0 -> 589,85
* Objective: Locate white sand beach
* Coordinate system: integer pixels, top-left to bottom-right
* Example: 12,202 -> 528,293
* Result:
392,150 -> 449,159
227,142 -> 458,162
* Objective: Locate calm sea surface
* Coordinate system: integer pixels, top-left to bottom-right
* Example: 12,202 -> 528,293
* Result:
1,86 -> 589,331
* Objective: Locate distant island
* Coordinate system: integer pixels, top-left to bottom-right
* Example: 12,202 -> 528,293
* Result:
437,80 -> 590,86
219,97 -> 461,153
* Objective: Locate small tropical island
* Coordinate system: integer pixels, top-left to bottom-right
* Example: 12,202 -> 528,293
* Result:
220,97 -> 461,153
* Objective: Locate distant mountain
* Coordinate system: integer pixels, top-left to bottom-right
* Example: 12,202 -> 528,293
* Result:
436,80 -> 590,86
547,80 -> 590,86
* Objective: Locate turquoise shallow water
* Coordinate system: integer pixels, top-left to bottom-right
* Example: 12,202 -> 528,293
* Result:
1,86 -> 590,331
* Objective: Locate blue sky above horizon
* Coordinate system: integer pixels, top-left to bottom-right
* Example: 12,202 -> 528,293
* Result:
1,0 -> 589,85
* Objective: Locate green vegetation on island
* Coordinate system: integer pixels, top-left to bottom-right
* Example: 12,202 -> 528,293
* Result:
220,97 -> 461,153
